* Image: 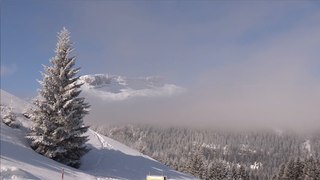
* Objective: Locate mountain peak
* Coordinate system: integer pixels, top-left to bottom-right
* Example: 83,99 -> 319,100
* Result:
79,74 -> 185,101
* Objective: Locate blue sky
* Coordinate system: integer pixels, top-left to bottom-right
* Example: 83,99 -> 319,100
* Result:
1,0 -> 320,97
2,0 -> 320,130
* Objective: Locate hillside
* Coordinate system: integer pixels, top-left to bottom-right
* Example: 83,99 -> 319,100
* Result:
94,124 -> 320,179
0,89 -> 195,180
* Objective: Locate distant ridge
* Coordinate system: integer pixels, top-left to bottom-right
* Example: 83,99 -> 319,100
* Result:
79,74 -> 185,101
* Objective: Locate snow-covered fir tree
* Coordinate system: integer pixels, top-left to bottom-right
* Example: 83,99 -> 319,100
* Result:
276,163 -> 285,179
188,149 -> 206,179
1,104 -> 19,128
283,158 -> 296,179
207,160 -> 228,180
304,156 -> 320,179
28,27 -> 90,168
293,157 -> 304,179
238,165 -> 250,180
274,156 -> 320,180
229,165 -> 238,180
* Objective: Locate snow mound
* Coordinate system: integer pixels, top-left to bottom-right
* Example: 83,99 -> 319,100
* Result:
0,89 -> 194,180
79,74 -> 185,101
1,166 -> 39,180
0,89 -> 29,112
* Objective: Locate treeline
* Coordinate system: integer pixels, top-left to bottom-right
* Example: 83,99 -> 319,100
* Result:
92,124 -> 320,179
273,157 -> 320,180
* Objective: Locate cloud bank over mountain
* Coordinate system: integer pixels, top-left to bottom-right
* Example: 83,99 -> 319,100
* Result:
79,74 -> 185,101
82,12 -> 320,132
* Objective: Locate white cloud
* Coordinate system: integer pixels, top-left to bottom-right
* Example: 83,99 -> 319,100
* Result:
84,10 -> 320,132
178,10 -> 320,132
74,2 -> 320,132
82,84 -> 185,101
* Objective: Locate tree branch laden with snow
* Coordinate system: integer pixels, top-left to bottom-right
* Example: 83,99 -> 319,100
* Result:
28,27 -> 90,168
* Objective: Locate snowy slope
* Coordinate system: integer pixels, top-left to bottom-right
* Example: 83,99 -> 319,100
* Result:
0,89 -> 30,112
1,122 -> 94,180
0,89 -> 195,180
79,74 -> 185,101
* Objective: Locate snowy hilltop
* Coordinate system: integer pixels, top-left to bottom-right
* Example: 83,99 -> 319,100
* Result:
0,89 -> 195,180
79,74 -> 185,101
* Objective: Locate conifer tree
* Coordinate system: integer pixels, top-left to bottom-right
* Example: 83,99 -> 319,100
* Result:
283,158 -> 296,179
28,27 -> 90,168
208,160 -> 228,180
293,157 -> 304,180
238,165 -> 249,180
2,104 -> 19,128
304,156 -> 320,180
276,163 -> 286,179
188,149 -> 206,179
229,165 -> 238,180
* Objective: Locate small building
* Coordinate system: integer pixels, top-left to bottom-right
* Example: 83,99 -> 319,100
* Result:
146,175 -> 167,180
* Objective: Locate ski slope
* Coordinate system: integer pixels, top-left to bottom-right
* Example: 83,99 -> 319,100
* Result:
0,89 -> 195,180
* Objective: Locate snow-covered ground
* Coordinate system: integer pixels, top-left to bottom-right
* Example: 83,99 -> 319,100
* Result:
0,89 -> 195,180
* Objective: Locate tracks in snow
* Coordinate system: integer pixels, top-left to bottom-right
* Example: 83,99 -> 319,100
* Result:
93,130 -> 114,150
88,129 -> 114,172
89,129 -> 113,150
